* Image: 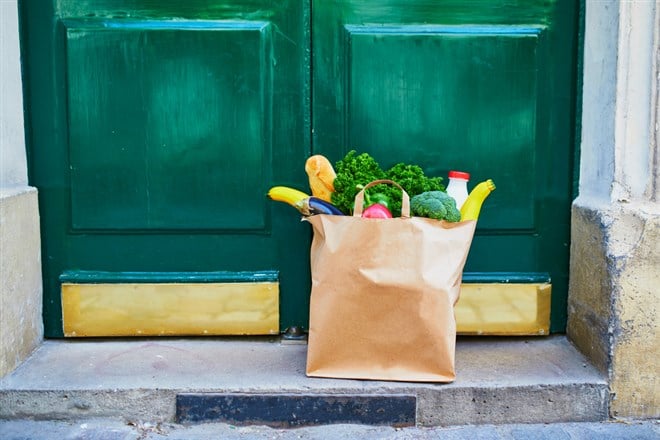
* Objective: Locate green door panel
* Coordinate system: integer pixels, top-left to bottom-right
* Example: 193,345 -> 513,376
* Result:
65,20 -> 274,231
312,1 -> 578,332
20,1 -> 311,337
344,25 -> 540,230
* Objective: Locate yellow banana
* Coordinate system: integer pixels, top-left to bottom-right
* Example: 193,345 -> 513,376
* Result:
267,186 -> 310,207
460,179 -> 496,221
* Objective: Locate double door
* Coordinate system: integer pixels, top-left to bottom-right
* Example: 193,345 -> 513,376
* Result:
19,1 -> 579,337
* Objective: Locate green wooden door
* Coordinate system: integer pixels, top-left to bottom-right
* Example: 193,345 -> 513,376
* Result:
312,0 -> 579,333
20,1 -> 311,337
21,0 -> 578,337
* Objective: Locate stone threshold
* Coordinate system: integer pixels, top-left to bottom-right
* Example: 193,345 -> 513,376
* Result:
0,336 -> 608,427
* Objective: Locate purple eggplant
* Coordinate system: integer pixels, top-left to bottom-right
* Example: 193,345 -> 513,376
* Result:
297,197 -> 345,216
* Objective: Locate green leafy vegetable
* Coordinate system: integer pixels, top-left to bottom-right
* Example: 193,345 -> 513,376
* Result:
410,191 -> 461,222
383,163 -> 445,216
331,150 -> 445,216
331,151 -> 386,215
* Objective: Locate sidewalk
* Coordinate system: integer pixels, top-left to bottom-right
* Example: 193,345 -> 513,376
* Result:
0,419 -> 658,440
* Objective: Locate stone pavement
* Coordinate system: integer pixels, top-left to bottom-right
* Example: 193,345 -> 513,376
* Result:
0,337 -> 608,426
0,419 -> 658,440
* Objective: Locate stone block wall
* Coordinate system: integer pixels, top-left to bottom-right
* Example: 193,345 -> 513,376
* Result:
569,202 -> 659,418
0,189 -> 43,377
568,0 -> 659,419
0,0 -> 43,377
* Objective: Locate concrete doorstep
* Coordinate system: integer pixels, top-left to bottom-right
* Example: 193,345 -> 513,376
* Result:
0,336 -> 608,427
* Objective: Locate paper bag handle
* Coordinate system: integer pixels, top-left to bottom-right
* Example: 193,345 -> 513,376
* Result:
353,179 -> 411,218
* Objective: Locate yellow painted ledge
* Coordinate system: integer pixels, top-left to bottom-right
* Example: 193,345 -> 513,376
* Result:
62,282 -> 279,337
456,283 -> 551,335
63,282 -> 549,337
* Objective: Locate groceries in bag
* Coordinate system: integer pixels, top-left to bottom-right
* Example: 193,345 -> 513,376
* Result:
267,150 -> 495,222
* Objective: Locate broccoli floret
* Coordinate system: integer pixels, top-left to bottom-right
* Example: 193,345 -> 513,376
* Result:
411,191 -> 461,222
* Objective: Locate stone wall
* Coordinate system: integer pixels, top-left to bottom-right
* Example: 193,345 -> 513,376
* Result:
568,0 -> 659,419
0,0 -> 43,377
569,202 -> 659,418
0,188 -> 43,377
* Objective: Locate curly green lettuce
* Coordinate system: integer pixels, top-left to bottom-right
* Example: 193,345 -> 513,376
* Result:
383,163 -> 445,216
330,150 -> 445,217
331,150 -> 386,215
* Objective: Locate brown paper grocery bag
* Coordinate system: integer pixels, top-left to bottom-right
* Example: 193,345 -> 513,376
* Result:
304,180 -> 476,382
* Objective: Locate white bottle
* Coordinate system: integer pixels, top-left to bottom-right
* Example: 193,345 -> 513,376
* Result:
446,171 -> 470,210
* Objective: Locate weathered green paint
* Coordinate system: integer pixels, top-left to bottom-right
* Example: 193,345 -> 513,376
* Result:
313,0 -> 578,332
20,0 -> 311,337
60,270 -> 279,283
